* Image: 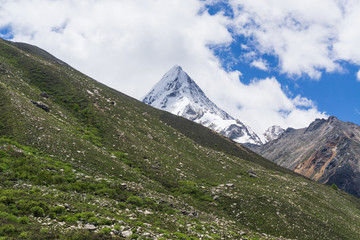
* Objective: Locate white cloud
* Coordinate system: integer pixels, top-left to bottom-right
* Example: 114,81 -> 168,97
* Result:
229,0 -> 360,79
250,59 -> 268,71
0,0 -> 327,136
357,70 -> 360,82
205,76 -> 327,135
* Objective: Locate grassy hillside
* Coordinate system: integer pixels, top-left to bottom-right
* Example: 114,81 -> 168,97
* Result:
1,38 -> 360,239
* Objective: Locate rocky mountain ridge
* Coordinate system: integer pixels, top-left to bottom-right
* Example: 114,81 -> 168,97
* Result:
142,65 -> 262,145
249,116 -> 360,197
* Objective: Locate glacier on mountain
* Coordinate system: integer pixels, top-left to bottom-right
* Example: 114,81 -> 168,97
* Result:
142,65 -> 262,145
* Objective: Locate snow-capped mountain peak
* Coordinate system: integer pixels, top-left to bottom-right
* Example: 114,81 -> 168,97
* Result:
142,65 -> 262,145
263,125 -> 285,142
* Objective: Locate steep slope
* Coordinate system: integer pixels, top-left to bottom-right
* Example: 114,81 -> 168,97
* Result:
142,65 -> 262,145
1,39 -> 360,239
250,116 -> 360,198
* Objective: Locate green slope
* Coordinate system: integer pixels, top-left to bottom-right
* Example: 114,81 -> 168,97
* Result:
1,38 -> 360,239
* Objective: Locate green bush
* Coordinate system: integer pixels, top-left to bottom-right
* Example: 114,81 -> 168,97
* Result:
52,206 -> 66,215
19,231 -> 30,239
6,214 -> 18,223
39,228 -> 49,234
126,196 -> 143,207
130,234 -> 139,239
66,216 -> 78,224
0,150 -> 7,158
0,196 -> 14,205
88,217 -> 99,225
0,224 -> 15,235
118,202 -> 126,209
331,184 -> 338,190
31,206 -> 45,217
98,218 -> 112,225
18,216 -> 29,224
75,212 -> 95,221
173,232 -> 189,239
48,212 -> 56,219
99,227 -> 111,235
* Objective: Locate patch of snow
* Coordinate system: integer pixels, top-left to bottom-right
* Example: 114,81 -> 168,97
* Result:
263,125 -> 285,143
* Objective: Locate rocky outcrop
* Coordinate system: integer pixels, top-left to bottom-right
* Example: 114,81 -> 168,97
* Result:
31,100 -> 50,112
249,116 -> 360,197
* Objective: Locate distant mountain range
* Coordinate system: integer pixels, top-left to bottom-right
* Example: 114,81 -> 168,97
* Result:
249,116 -> 360,197
142,65 -> 262,145
143,66 -> 360,199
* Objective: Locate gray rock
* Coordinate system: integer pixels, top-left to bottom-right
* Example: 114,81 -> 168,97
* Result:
31,100 -> 50,112
39,92 -> 50,98
121,230 -> 133,237
84,224 -> 96,230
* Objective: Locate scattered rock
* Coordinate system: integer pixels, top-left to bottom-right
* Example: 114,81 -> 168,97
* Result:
144,210 -> 153,215
213,195 -> 220,200
121,230 -> 133,237
39,92 -> 50,98
247,170 -> 257,178
239,231 -> 246,236
84,224 -> 96,230
226,183 -> 235,187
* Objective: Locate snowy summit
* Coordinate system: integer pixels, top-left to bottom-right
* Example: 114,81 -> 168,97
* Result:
142,65 -> 262,145
263,126 -> 285,143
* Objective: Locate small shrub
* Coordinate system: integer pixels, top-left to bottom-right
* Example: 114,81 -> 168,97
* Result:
331,184 -> 338,190
0,196 -> 14,205
31,206 -> 45,217
18,216 -> 29,224
66,216 -> 78,224
52,206 -> 65,215
99,227 -> 111,235
0,150 -> 7,158
130,234 -> 139,239
118,202 -> 126,209
173,232 -> 189,240
98,218 -> 112,225
39,228 -> 49,234
48,212 -> 56,219
5,214 -> 17,223
75,212 -> 95,221
19,231 -> 30,239
1,224 -> 15,234
114,225 -> 123,231
88,217 -> 99,225
126,196 -> 143,207
57,215 -> 67,222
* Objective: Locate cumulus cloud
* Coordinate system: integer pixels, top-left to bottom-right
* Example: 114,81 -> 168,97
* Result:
229,0 -> 360,79
0,0 -> 327,135
205,76 -> 327,136
357,70 -> 360,82
250,59 -> 268,71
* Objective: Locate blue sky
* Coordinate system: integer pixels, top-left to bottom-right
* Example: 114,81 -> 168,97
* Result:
214,34 -> 360,124
0,0 -> 359,135
205,1 -> 360,126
